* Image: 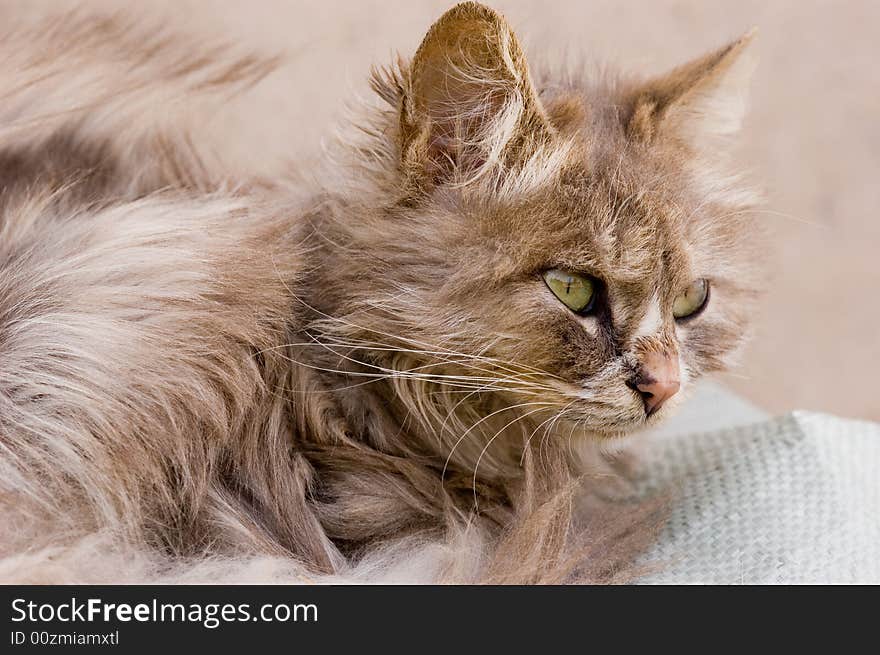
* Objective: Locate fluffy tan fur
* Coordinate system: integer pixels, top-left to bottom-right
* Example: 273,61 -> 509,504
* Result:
0,3 -> 759,583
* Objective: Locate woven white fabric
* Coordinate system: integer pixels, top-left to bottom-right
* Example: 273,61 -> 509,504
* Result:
635,411 -> 880,584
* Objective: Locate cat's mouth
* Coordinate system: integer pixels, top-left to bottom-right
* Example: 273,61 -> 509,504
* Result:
569,407 -> 666,438
547,379 -> 680,436
565,355 -> 684,433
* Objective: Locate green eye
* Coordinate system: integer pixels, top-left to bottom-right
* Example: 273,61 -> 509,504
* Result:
673,278 -> 710,320
543,269 -> 596,314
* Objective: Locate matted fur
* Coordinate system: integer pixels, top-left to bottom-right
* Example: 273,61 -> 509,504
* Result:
0,3 -> 759,584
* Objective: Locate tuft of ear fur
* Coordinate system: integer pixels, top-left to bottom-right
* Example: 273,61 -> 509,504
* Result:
400,2 -> 554,188
626,30 -> 757,148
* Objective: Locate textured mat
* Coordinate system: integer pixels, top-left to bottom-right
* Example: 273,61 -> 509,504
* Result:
636,412 -> 880,584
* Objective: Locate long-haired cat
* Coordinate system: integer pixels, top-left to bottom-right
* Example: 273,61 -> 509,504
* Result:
0,3 -> 760,583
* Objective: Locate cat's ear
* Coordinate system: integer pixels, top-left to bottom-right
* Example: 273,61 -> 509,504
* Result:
626,31 -> 756,148
400,2 -> 553,187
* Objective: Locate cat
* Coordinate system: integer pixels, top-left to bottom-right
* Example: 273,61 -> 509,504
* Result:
0,3 -> 760,583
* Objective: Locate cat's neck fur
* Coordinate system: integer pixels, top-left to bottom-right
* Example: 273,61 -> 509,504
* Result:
286,218 -> 581,546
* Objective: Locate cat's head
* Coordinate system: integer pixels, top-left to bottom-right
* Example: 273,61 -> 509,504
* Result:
316,2 -> 761,438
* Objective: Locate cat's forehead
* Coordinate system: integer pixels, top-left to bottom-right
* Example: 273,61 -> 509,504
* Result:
463,124 -> 702,296
530,152 -> 694,290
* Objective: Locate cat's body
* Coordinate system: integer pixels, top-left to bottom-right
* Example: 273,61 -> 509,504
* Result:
0,4 -> 760,583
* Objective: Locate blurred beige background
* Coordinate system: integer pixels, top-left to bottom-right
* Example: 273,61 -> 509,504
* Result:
18,1 -> 880,421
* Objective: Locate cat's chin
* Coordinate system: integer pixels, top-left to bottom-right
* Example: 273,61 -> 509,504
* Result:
586,423 -> 649,440
561,404 -> 679,440
556,414 -> 646,440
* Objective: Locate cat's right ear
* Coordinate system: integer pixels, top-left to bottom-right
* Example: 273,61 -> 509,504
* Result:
625,31 -> 757,150
399,2 -> 554,189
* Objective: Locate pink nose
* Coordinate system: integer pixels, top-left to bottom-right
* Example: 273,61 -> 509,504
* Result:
630,352 -> 681,416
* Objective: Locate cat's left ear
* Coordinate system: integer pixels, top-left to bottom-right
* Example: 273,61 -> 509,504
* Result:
626,30 -> 757,148
399,2 -> 554,188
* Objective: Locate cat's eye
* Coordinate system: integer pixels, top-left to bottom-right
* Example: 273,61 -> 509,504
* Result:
542,269 -> 596,314
673,278 -> 710,320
